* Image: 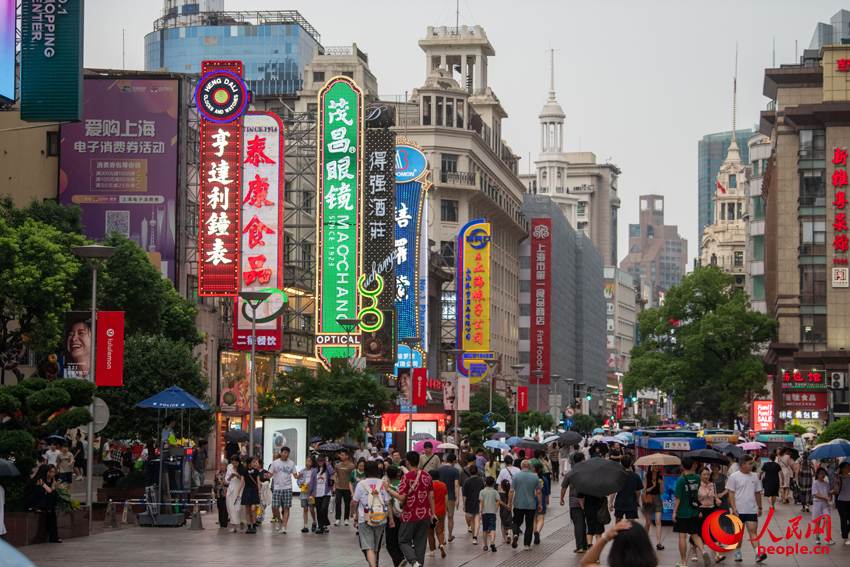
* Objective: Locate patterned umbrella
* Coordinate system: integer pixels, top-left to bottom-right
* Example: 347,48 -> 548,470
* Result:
491,432 -> 510,439
506,436 -> 524,447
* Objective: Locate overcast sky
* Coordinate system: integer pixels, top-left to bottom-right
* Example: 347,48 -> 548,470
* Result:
84,1 -> 847,268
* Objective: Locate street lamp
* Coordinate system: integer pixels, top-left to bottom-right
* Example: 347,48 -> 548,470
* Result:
532,370 -> 544,413
510,364 -> 524,436
72,244 -> 117,531
240,290 -> 271,456
337,318 -> 362,362
486,358 -> 499,415
444,349 -> 465,443
400,337 -> 422,450
549,374 -> 561,417
564,377 -> 575,409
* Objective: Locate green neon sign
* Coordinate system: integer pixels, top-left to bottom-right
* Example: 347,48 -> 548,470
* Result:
240,288 -> 288,324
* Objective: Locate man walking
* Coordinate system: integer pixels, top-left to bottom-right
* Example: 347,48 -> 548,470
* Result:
268,446 -> 300,534
727,455 -> 767,563
193,440 -> 208,486
673,456 -> 710,567
334,449 -> 356,526
560,452 -> 587,553
420,442 -> 440,474
355,441 -> 371,463
436,453 -> 461,542
609,455 -> 642,521
384,451 -> 437,567
508,460 -> 542,551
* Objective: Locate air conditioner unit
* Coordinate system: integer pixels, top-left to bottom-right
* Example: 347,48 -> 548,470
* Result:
831,372 -> 846,390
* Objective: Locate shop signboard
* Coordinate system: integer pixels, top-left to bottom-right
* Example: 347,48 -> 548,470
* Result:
456,219 -> 491,381
529,219 -> 551,386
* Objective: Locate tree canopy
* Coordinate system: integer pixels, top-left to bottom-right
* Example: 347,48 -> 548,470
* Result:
818,418 -> 850,444
623,266 -> 778,428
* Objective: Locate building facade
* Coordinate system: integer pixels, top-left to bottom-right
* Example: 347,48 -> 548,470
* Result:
604,267 -> 637,412
744,133 -> 770,313
808,9 -> 850,50
761,44 -> 850,426
620,195 -> 688,300
698,128 -> 755,243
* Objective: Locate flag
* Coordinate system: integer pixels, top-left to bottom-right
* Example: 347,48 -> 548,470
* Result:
717,181 -> 726,194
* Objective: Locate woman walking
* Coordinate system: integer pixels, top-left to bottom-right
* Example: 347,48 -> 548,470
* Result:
831,461 -> 850,545
484,453 -> 500,480
795,454 -> 816,513
22,464 -> 61,543
710,465 -> 731,562
539,451 -> 553,484
240,456 -> 262,534
696,467 -> 722,561
298,456 -> 317,533
642,464 -> 664,550
759,453 -> 783,509
812,467 -> 835,546
213,458 -> 229,529
225,454 -> 245,532
533,462 -> 551,543
308,453 -> 334,534
777,448 -> 794,504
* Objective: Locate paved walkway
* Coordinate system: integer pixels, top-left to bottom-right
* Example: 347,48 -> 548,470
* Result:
19,491 -> 850,567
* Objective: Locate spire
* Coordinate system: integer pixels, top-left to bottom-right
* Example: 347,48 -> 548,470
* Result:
726,45 -> 742,163
548,48 -> 556,101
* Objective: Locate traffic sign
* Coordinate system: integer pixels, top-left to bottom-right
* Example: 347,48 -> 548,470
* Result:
565,408 -> 575,418
563,417 -> 574,429
606,409 -> 614,417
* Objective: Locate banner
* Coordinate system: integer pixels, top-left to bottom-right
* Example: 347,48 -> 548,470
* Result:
397,368 -> 411,404
64,312 -> 92,380
262,416 -> 309,467
753,400 -> 773,432
518,386 -> 528,412
21,0 -> 84,121
444,374 -> 456,410
529,219 -> 551,386
458,377 -> 470,410
95,311 -> 124,386
412,368 -> 427,406
59,77 -> 180,282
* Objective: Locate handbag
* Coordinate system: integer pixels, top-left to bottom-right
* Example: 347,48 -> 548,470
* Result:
596,501 -> 611,525
641,493 -> 655,506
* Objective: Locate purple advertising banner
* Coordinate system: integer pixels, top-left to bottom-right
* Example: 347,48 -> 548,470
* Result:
59,78 -> 179,282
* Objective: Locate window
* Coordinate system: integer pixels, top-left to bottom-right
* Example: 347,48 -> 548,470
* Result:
647,225 -> 654,238
799,169 -> 826,206
441,154 -> 458,173
801,314 -> 827,343
752,196 -> 766,219
519,327 -> 529,340
727,203 -> 735,221
734,251 -> 743,267
422,96 -> 431,126
753,235 -> 764,260
519,304 -> 530,316
313,71 -> 325,82
800,220 -> 826,245
446,98 -> 454,127
753,160 -> 760,177
341,71 -> 353,79
799,129 -> 826,159
752,275 -> 765,300
641,199 -> 649,210
440,240 -> 455,265
520,280 -> 530,292
441,291 -> 456,319
440,199 -> 458,222
629,224 -> 640,237
729,175 -> 737,189
46,131 -> 59,156
654,199 -> 663,211
737,202 -> 743,220
436,96 -> 443,126
800,265 -> 827,303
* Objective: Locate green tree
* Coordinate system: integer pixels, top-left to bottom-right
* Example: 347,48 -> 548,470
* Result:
646,414 -> 662,427
786,424 -> 807,435
570,413 -> 596,434
818,418 -> 850,444
459,410 -> 496,450
0,195 -> 85,237
259,365 -> 394,442
96,335 -> 214,448
624,267 -> 778,428
468,385 -> 512,432
518,410 -> 555,437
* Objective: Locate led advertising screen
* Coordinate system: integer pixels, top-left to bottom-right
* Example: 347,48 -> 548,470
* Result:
262,416 -> 309,469
59,78 -> 179,282
0,0 -> 14,102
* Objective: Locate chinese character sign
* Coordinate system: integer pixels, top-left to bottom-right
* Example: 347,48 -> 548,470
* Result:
753,400 -> 773,432
833,147 -> 850,265
59,78 -> 179,282
782,391 -> 827,410
315,77 -> 364,367
530,219 -> 551,386
234,113 -> 285,351
780,369 -> 826,389
457,221 -> 491,355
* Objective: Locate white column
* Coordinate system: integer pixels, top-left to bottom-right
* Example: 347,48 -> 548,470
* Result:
559,122 -> 563,151
442,97 -> 447,126
461,54 -> 468,92
431,95 -> 436,126
475,55 -> 483,91
426,55 -> 431,77
540,123 -> 545,152
440,54 -> 447,72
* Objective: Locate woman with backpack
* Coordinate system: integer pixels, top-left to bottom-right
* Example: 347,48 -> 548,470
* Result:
353,460 -> 393,567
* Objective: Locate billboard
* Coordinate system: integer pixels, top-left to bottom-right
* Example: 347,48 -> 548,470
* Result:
456,219 -> 491,378
458,376 -> 470,410
529,219 -> 551,386
95,311 -> 124,387
443,374 -> 456,410
412,368 -> 427,406
59,78 -> 179,281
397,367 -> 411,404
262,416 -> 309,467
21,0 -> 84,121
219,350 -> 275,413
518,386 -> 528,412
315,76 -> 364,367
64,311 -> 92,380
234,112 -> 284,350
753,400 -> 773,432
0,0 -> 14,102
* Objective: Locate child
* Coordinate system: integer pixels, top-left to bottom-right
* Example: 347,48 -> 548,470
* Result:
479,476 -> 504,552
812,467 -> 835,546
499,479 -> 513,544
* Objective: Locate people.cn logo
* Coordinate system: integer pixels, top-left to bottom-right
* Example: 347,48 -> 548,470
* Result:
533,225 -> 550,239
466,228 -> 491,249
702,511 -> 744,553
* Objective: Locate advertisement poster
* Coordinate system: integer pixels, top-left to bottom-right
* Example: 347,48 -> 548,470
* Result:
262,416 -> 309,467
444,374 -> 456,410
381,413 -> 446,432
59,78 -> 179,281
95,311 -> 124,387
397,367 -> 411,404
753,400 -> 774,432
412,368 -> 427,406
219,351 -> 275,413
518,386 -> 528,412
458,377 -> 470,410
529,219 -> 551,386
64,312 -> 93,380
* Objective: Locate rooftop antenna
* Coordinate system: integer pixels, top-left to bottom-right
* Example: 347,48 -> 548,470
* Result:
456,0 -> 459,29
732,44 -> 738,140
123,28 -> 125,70
772,36 -> 775,68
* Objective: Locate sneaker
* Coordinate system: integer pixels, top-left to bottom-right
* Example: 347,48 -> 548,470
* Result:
275,524 -> 281,531
524,545 -> 532,551
756,553 -> 767,563
334,520 -> 340,526
844,540 -> 850,546
734,551 -> 742,562
577,548 -> 585,554
281,528 -> 287,534
468,527 -> 472,533
398,561 -> 408,567
311,522 -> 317,532
703,552 -> 711,567
301,527 -> 308,533
411,562 -> 422,567
345,520 -> 350,526
825,539 -> 835,545
490,544 -> 497,552
472,537 -> 478,545
512,534 -> 519,549
534,531 -> 540,545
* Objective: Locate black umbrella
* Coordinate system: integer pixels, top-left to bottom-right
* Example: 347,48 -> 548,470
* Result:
558,431 -> 583,446
44,435 -> 66,446
412,433 -> 435,441
516,441 -> 547,452
564,457 -> 629,497
316,443 -> 344,452
224,429 -> 250,443
685,449 -> 730,465
712,443 -> 745,459
342,443 -> 360,452
310,436 -> 323,444
0,458 -> 21,477
589,442 -> 609,455
787,448 -> 800,461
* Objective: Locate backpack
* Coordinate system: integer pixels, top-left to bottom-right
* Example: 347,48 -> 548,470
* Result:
596,499 -> 611,525
359,480 -> 388,526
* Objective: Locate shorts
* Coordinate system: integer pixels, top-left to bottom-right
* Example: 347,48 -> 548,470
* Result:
615,509 -> 638,520
536,509 -> 547,516
482,513 -> 496,532
447,499 -> 456,515
738,513 -> 758,524
301,498 -> 314,508
642,494 -> 663,514
358,522 -> 386,551
273,489 -> 292,508
673,515 -> 700,535
466,511 -> 480,517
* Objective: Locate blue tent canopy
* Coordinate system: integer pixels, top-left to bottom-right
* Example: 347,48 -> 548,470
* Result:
136,386 -> 211,410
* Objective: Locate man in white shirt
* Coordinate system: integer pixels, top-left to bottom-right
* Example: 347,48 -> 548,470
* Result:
43,442 -> 60,466
726,455 -> 766,563
268,446 -> 300,534
496,455 -> 521,488
354,441 -> 370,463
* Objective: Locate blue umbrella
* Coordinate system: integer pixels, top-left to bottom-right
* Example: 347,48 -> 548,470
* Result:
484,440 -> 510,451
506,436 -> 524,446
542,435 -> 560,444
136,386 -> 211,409
807,443 -> 850,460
593,428 -> 606,434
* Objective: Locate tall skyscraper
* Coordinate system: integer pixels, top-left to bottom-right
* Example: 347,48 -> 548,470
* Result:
808,9 -> 850,50
698,128 -> 755,244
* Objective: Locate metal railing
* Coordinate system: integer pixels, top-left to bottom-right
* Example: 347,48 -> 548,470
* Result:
438,170 -> 476,186
321,46 -> 368,63
432,26 -> 475,36
153,10 -> 321,44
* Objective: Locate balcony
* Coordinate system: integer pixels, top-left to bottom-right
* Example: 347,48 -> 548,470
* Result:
438,170 -> 476,186
571,184 -> 595,194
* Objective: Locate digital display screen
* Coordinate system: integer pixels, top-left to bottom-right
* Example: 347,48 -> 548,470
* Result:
0,0 -> 14,102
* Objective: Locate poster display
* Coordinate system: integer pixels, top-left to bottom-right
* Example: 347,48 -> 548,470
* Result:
64,311 -> 92,380
397,367 -> 411,405
381,413 -> 446,432
753,400 -> 774,432
412,368 -> 427,406
219,351 -> 275,413
262,416 -> 309,468
529,219 -> 551,386
456,220 -> 491,379
0,0 -> 14,102
458,377 -> 470,410
444,374 -> 457,410
59,78 -> 179,281
95,311 -> 124,387
518,386 -> 528,412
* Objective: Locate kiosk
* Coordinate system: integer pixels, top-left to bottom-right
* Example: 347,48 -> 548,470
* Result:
635,429 -> 706,521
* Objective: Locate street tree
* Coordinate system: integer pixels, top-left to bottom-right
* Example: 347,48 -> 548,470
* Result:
259,365 -> 394,442
818,417 -> 850,444
570,413 -> 596,434
468,385 -> 512,430
459,410 -> 497,449
518,410 -> 555,437
623,266 -> 778,428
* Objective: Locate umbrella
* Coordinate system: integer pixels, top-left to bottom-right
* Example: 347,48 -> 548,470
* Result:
787,448 -> 800,461
589,442 -> 609,455
829,438 -> 850,444
413,439 -> 441,453
542,435 -> 560,444
684,449 -> 730,465
558,431 -> 583,446
600,436 -> 619,443
136,386 -> 211,409
491,432 -> 509,439
808,443 -> 850,460
802,433 -> 816,439
43,435 -> 66,446
516,441 -> 548,452
108,439 -> 129,448
634,453 -> 682,467
438,443 -> 459,450
224,429 -> 250,443
315,443 -> 344,452
0,538 -> 36,567
737,442 -> 766,450
712,443 -> 745,458
310,436 -> 323,444
411,432 -> 435,441
564,457 -> 630,497
592,434 -> 604,441
0,458 -> 21,477
506,436 -> 524,446
593,428 -> 606,434
342,443 -> 360,452
484,440 -> 510,451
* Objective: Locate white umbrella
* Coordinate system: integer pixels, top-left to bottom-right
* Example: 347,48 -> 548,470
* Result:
437,443 -> 459,450
802,433 -> 816,439
829,438 -> 850,444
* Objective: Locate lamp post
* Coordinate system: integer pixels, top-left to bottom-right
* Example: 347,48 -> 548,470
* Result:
72,244 -> 117,531
510,364 -> 524,436
486,358 -> 499,415
532,370 -> 543,413
400,337 -> 422,451
239,290 -> 271,456
549,374 -> 561,418
564,377 -> 575,419
576,382 -> 586,415
338,318 -> 363,442
444,348 -> 465,443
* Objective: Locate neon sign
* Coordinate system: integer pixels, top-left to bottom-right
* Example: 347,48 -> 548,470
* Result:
456,220 -> 491,377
